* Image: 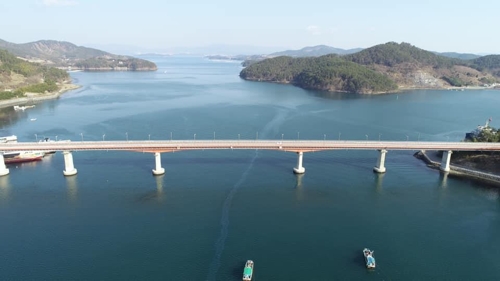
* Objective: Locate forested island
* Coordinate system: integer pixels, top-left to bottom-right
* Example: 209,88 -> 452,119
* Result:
240,42 -> 500,94
72,56 -> 157,71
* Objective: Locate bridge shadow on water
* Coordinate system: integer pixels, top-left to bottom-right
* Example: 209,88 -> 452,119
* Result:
134,175 -> 165,204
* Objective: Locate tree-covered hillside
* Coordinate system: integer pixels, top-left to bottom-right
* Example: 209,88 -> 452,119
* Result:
471,55 -> 500,73
240,42 -> 500,93
240,55 -> 397,94
0,39 -> 157,71
74,56 -> 157,71
0,50 -> 69,100
344,42 -> 462,68
0,39 -> 108,62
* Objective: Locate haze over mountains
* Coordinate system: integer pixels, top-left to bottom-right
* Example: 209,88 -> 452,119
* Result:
204,44 -> 490,63
0,39 -> 157,71
85,43 -> 287,56
1,37 -> 488,64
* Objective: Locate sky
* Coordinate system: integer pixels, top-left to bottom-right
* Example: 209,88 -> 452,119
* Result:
1,0 -> 499,55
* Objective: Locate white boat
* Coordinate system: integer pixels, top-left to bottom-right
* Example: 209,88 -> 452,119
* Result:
363,248 -> 376,269
30,118 -> 37,121
0,135 -> 18,143
13,105 -> 35,111
242,260 -> 254,281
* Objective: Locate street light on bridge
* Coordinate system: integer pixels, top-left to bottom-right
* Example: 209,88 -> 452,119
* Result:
102,134 -> 105,141
238,134 -> 240,140
149,134 -> 151,141
324,134 -> 326,141
35,134 -> 38,141
80,133 -> 83,142
194,133 -> 196,140
406,135 -> 409,141
365,134 -> 368,141
338,132 -> 341,140
126,132 -> 128,141
297,132 -> 300,140
379,133 -> 381,141
55,135 -> 58,141
282,133 -> 284,141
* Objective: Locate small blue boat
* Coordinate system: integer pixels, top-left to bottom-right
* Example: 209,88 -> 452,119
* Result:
363,248 -> 376,269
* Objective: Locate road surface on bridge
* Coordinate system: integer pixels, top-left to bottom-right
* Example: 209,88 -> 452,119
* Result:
1,140 -> 500,153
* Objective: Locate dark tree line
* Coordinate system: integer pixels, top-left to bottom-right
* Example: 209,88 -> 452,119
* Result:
240,55 -> 397,93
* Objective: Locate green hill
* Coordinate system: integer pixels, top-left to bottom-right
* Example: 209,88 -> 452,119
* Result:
240,42 -> 500,93
240,56 -> 397,94
0,49 -> 69,100
471,55 -> 500,72
343,42 -> 499,88
344,42 -> 461,68
0,39 -> 108,62
0,39 -> 157,71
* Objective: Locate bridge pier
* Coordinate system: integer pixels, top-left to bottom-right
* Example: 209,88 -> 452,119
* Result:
152,152 -> 165,176
0,154 -> 9,176
440,150 -> 453,172
62,151 -> 78,176
373,149 -> 388,173
293,152 -> 306,174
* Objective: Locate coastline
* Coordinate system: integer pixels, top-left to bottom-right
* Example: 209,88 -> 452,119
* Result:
415,150 -> 500,187
241,77 -> 499,95
0,83 -> 80,109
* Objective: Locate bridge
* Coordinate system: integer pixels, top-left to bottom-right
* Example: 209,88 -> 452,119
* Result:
1,140 -> 500,177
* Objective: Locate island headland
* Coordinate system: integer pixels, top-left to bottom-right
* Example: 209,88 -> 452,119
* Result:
0,39 -> 158,106
239,42 -> 500,94
415,119 -> 500,186
0,39 -> 157,71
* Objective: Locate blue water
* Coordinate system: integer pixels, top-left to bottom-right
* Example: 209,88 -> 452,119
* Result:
0,56 -> 499,280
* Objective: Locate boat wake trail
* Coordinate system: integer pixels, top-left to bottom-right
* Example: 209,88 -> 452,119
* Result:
206,108 -> 288,281
206,149 -> 259,281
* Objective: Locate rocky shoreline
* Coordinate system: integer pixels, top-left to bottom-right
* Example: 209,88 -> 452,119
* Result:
0,83 -> 80,109
415,150 -> 500,187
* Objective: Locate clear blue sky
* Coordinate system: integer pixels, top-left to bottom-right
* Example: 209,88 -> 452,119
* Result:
1,0 -> 498,54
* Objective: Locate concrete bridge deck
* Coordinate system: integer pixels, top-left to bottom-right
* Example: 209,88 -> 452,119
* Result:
1,140 -> 499,177
2,140 -> 500,153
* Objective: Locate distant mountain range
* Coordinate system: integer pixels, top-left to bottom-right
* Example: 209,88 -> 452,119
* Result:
433,52 -> 482,60
269,45 -> 363,57
0,39 -> 157,71
206,45 -> 488,66
86,43 -> 489,60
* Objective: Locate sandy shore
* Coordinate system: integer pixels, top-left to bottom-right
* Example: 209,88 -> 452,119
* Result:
0,83 -> 80,109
